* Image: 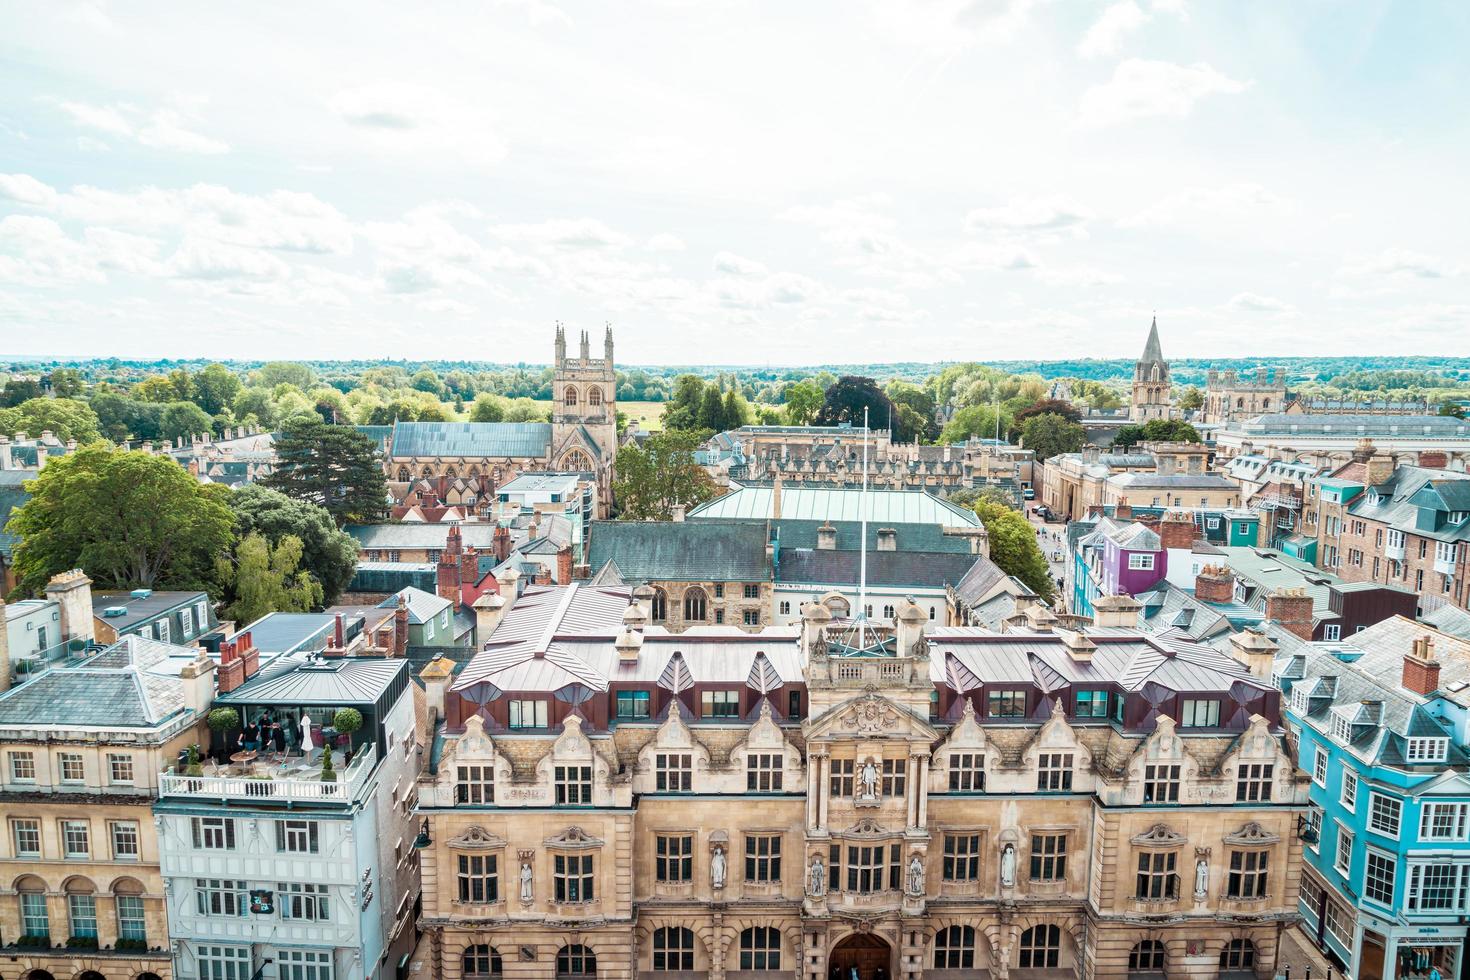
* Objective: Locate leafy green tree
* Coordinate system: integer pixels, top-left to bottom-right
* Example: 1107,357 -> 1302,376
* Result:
973,500 -> 1055,600
721,389 -> 747,430
697,386 -> 725,431
662,375 -> 708,431
947,485 -> 1019,510
469,393 -> 505,422
1176,385 -> 1204,411
89,390 -> 163,442
613,429 -> 721,520
1018,413 -> 1085,461
264,418 -> 387,526
253,362 -> 315,390
886,380 -> 938,441
309,387 -> 349,424
215,532 -> 323,626
411,368 -> 445,397
782,379 -> 823,426
1114,418 -> 1202,449
229,484 -> 358,604
159,401 -> 215,442
193,364 -> 243,416
7,447 -> 234,594
940,404 -> 1009,444
47,369 -> 84,398
502,398 -> 550,423
0,398 -> 101,443
813,375 -> 894,432
232,388 -> 276,428
1,379 -> 43,407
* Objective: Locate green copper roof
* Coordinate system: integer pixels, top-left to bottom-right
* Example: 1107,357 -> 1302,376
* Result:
588,520 -> 770,583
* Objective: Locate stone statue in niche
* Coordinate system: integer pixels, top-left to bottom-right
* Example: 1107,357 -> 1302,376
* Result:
711,844 -> 727,889
1000,842 -> 1016,887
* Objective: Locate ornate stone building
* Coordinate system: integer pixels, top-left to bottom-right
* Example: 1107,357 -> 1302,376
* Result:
1202,369 -> 1288,425
412,582 -> 1309,980
1130,319 -> 1173,423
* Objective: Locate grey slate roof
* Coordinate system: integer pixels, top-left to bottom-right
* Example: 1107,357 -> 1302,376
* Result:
348,523 -> 505,549
761,519 -> 974,554
689,484 -> 981,526
0,635 -> 190,727
217,654 -> 409,706
0,469 -> 36,557
587,520 -> 770,583
1346,466 -> 1470,543
92,590 -> 209,633
378,586 -> 452,625
388,421 -> 552,459
777,549 -> 983,589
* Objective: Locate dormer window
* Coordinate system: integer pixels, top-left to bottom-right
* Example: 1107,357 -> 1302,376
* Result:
1330,714 -> 1353,745
1451,512 -> 1468,525
1290,686 -> 1309,715
1407,738 -> 1448,763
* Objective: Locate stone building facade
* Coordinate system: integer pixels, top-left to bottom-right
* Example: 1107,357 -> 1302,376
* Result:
412,583 -> 1310,980
1130,319 -> 1173,423
1201,369 -> 1288,425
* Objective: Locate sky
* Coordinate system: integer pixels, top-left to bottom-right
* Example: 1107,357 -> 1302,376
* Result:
0,0 -> 1467,365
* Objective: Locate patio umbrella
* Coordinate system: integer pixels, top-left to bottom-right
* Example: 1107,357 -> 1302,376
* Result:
657,651 -> 696,721
744,652 -> 782,719
300,713 -> 315,751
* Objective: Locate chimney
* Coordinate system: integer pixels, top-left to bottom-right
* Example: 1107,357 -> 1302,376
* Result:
493,524 -> 512,563
876,528 -> 897,552
436,552 -> 460,604
800,601 -> 833,657
1056,627 -> 1095,664
419,656 -> 456,721
1403,635 -> 1442,696
1083,446 -> 1100,464
1264,588 -> 1315,641
1023,603 -> 1058,632
238,631 -> 260,678
323,613 -> 347,658
529,516 -> 540,539
461,546 -> 480,586
895,597 -> 926,655
43,569 -> 95,649
1158,510 -> 1196,551
394,595 -> 410,657
771,475 -> 783,520
1114,498 -> 1132,522
1419,451 -> 1448,470
817,522 -> 837,550
1365,452 -> 1395,487
218,639 -> 246,694
179,653 -> 217,714
616,605 -> 646,663
1156,453 -> 1177,476
1229,628 -> 1279,679
670,505 -> 686,522
1194,565 -> 1235,604
473,591 -> 508,639
1091,593 -> 1142,629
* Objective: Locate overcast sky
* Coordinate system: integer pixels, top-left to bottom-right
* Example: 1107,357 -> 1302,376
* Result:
0,1 -> 1466,365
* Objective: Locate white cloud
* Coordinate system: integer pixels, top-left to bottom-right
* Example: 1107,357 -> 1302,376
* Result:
965,196 -> 1093,234
138,109 -> 230,154
1079,59 -> 1247,128
0,173 -> 58,208
1077,1 -> 1147,59
1340,248 -> 1459,281
1121,182 -> 1295,229
870,0 -> 1037,51
328,82 -> 505,165
949,241 -> 1039,271
712,251 -> 769,277
489,217 -> 632,250
59,101 -> 132,136
166,238 -> 292,281
645,233 -> 686,252
1227,292 -> 1292,313
59,101 -> 229,154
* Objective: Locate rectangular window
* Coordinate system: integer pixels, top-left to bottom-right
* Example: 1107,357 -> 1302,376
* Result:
195,879 -> 246,917
196,600 -> 211,630
715,610 -> 724,624
1127,553 -> 1155,570
278,950 -> 333,980
508,699 -> 548,729
62,819 -> 89,858
948,753 -> 984,792
553,853 -> 595,902
616,690 -> 650,719
655,834 -> 693,882
1420,802 -> 1470,841
987,689 -> 1026,718
743,609 -> 760,626
1312,747 -> 1328,786
1143,764 -> 1180,803
181,605 -> 195,639
20,891 -> 48,938
1236,763 -> 1273,802
843,844 -> 897,894
654,753 -> 692,793
713,583 -> 724,598
1180,699 -> 1220,727
12,818 -> 40,858
1341,770 -> 1358,812
830,758 -> 855,797
68,893 -> 97,939
1331,713 -> 1352,744
1334,827 -> 1353,876
110,821 -> 140,860
1226,850 -> 1269,899
1364,850 -> 1395,907
942,833 -> 980,881
457,853 -> 498,903
107,753 -> 134,784
1408,864 -> 1470,913
743,583 -> 759,599
279,882 -> 330,921
10,751 -> 35,782
155,619 -> 170,642
788,690 -> 802,718
1135,851 -> 1177,900
455,765 -> 495,805
1407,738 -> 1449,763
779,601 -> 791,615
276,820 -> 320,854
192,817 -> 236,850
1030,834 -> 1067,882
59,752 -> 85,783
1368,793 -> 1402,838
555,765 -> 592,805
701,690 -> 740,718
744,834 -> 782,882
1324,624 -> 1341,641
1074,690 -> 1109,717
116,894 -> 146,941
746,754 -> 783,792
882,758 -> 906,797
1037,753 -> 1073,791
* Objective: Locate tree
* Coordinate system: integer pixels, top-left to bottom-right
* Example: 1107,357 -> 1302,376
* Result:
1113,418 -> 1202,450
469,393 -> 505,422
947,485 -> 1018,510
940,404 -> 1009,444
0,397 -> 101,443
193,364 -> 243,417
6,446 -> 234,595
159,401 -> 215,442
721,389 -> 747,430
229,484 -> 359,604
1013,398 -> 1081,427
1177,385 -> 1204,411
1,378 -> 42,407
662,375 -> 708,431
232,388 -> 277,428
1018,413 -> 1085,461
886,381 -> 939,442
47,369 -> 84,398
502,398 -> 549,423
253,362 -> 315,390
264,418 -> 387,525
411,368 -> 445,397
782,379 -> 823,426
973,500 -> 1055,601
613,429 -> 722,521
215,532 -> 323,626
813,375 -> 894,432
89,390 -> 163,442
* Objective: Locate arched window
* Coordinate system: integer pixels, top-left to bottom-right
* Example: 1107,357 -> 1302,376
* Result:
564,386 -> 579,407
79,973 -> 105,980
422,466 -> 434,479
1236,397 -> 1245,409
933,925 -> 975,969
1018,925 -> 1060,969
683,587 -> 707,623
463,945 -> 503,978
739,927 -> 781,971
113,876 -> 146,944
138,973 -> 164,980
557,944 -> 596,978
652,927 -> 695,971
396,466 -> 411,481
1128,940 -> 1166,972
26,972 -> 54,980
1262,398 -> 1270,409
64,877 -> 97,944
651,588 -> 668,623
17,875 -> 48,940
445,466 -> 458,479
588,387 -> 603,406
1219,939 -> 1255,970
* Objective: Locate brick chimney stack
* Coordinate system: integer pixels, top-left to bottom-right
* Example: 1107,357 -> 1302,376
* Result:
394,595 -> 410,657
1365,452 -> 1396,487
1264,588 -> 1315,641
1402,634 -> 1442,696
218,638 -> 245,693
1194,565 -> 1235,604
437,525 -> 463,603
1114,498 -> 1132,522
1158,510 -> 1196,551
493,524 -> 512,563
556,546 -> 573,584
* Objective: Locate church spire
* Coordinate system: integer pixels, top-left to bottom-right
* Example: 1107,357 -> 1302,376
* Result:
1140,315 -> 1163,366
580,329 -> 590,360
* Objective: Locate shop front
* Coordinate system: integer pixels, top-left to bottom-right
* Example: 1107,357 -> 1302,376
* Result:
1353,912 -> 1466,980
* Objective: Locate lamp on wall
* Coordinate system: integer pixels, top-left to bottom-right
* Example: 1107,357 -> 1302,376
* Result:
413,818 -> 432,849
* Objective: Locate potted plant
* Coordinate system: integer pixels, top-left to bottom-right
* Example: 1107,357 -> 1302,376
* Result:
333,707 -> 364,763
207,707 -> 239,758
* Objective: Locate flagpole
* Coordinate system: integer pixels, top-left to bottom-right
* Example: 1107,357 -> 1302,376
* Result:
859,406 -> 869,649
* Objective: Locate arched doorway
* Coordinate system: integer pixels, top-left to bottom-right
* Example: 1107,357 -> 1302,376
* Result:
830,933 -> 891,980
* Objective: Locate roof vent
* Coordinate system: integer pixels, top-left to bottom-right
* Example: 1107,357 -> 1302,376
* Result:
102,606 -> 128,618
130,589 -> 153,599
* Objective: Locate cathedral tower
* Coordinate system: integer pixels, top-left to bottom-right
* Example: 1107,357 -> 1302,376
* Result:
551,323 -> 619,501
1130,316 -> 1173,422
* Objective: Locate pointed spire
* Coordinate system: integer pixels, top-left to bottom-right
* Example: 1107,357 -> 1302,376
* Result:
1140,315 -> 1164,365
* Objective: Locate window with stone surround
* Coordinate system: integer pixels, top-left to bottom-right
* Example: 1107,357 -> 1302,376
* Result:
948,753 -> 985,792
1037,753 -> 1073,791
943,833 -> 981,881
1143,764 -> 1180,803
1226,849 -> 1269,899
655,834 -> 692,882
457,853 -> 498,903
1135,850 -> 1178,900
553,853 -> 594,902
1030,834 -> 1067,882
1236,763 -> 1273,802
654,753 -> 691,792
456,765 -> 495,804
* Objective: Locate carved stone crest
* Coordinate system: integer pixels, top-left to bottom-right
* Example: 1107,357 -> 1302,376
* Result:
841,694 -> 902,735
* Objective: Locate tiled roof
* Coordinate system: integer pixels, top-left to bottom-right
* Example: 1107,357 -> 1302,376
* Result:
0,470 -> 36,557
689,484 -> 981,526
217,654 -> 408,707
1345,466 -> 1470,543
776,549 -> 984,590
378,586 -> 452,625
388,421 -> 552,459
0,635 -> 190,728
761,519 -> 974,554
347,523 -> 505,549
587,520 -> 770,583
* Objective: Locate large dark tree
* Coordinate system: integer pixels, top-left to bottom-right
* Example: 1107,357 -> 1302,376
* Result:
813,375 -> 895,433
613,429 -> 722,521
1019,413 -> 1085,461
263,418 -> 388,526
229,484 -> 359,604
1112,418 -> 1202,450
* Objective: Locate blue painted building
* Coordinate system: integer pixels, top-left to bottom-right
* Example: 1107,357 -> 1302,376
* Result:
1275,617 -> 1470,979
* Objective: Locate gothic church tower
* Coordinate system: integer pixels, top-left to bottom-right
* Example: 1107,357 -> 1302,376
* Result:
1129,317 -> 1173,422
551,324 -> 619,501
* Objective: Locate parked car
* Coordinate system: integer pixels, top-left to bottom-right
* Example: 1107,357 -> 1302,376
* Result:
1022,487 -> 1035,500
